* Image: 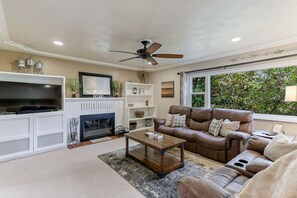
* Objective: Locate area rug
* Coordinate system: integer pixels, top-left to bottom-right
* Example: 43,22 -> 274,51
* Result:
98,145 -> 222,198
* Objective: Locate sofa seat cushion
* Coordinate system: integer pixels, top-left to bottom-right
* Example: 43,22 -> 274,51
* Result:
225,175 -> 249,195
177,176 -> 232,198
158,125 -> 176,136
196,132 -> 226,150
174,127 -> 199,142
210,167 -> 249,195
210,166 -> 243,188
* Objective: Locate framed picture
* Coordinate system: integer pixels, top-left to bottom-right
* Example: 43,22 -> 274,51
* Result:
161,81 -> 174,98
271,123 -> 284,133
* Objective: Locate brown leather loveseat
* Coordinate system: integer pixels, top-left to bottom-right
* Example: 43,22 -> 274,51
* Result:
154,105 -> 253,163
176,136 -> 272,197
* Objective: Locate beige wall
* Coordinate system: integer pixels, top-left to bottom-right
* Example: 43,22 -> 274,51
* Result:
149,52 -> 297,135
0,49 -> 139,97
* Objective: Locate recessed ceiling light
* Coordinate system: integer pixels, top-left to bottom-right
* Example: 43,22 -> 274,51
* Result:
44,85 -> 52,88
231,37 -> 241,42
148,62 -> 152,65
54,41 -> 63,46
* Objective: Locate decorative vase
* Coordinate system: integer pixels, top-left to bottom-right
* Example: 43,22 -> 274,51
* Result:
133,87 -> 138,94
114,91 -> 119,97
71,92 -> 76,98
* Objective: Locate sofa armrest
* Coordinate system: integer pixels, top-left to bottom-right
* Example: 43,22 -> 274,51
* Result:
246,136 -> 271,154
225,131 -> 251,152
226,131 -> 251,141
153,118 -> 166,131
177,176 -> 232,198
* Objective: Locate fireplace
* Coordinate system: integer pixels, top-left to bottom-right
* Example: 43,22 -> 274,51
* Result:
80,113 -> 115,142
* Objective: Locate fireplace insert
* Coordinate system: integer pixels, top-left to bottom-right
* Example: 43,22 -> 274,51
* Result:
80,113 -> 115,142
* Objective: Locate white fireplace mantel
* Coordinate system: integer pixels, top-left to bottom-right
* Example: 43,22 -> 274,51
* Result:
65,97 -> 125,131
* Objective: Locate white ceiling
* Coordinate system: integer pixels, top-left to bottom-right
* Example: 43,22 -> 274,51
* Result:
1,0 -> 297,71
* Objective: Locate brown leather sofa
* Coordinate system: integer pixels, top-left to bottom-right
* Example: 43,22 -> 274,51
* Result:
154,105 -> 253,162
176,136 -> 272,198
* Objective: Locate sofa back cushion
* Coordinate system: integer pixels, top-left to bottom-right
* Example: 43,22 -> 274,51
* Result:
169,105 -> 192,126
212,108 -> 253,134
189,108 -> 212,132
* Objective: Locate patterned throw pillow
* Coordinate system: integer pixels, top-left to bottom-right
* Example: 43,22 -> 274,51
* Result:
219,119 -> 240,137
171,114 -> 187,127
165,113 -> 180,126
208,118 -> 223,136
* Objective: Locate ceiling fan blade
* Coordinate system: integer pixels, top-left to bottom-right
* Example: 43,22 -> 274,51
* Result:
110,50 -> 138,55
152,54 -> 184,58
147,57 -> 158,65
119,56 -> 139,62
146,43 -> 162,54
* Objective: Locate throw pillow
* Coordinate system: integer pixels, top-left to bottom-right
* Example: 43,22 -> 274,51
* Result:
208,118 -> 223,136
219,119 -> 240,137
171,114 -> 187,127
165,113 -> 179,126
264,133 -> 297,161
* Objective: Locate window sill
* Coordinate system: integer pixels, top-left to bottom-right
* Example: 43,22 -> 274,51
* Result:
254,113 -> 297,124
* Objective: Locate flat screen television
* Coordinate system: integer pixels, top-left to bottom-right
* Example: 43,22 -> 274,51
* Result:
0,81 -> 62,114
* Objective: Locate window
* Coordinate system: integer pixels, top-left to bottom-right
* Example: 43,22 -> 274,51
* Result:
191,77 -> 206,107
187,65 -> 297,116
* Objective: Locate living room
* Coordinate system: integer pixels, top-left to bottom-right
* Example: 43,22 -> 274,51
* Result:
1,1 -> 297,198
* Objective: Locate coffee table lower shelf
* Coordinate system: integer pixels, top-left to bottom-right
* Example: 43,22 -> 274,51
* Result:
127,146 -> 182,178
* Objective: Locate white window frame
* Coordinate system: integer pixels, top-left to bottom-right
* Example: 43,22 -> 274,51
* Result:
187,75 -> 210,108
186,58 -> 297,123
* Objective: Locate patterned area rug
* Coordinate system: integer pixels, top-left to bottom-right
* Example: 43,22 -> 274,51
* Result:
98,145 -> 222,198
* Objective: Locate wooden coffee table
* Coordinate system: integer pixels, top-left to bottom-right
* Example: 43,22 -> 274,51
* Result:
125,131 -> 186,178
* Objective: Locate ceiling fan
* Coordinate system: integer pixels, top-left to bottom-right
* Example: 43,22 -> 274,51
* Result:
110,39 -> 183,65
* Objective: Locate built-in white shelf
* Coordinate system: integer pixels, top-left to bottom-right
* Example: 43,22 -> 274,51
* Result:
130,126 -> 154,132
124,82 -> 156,132
129,116 -> 154,121
128,106 -> 156,109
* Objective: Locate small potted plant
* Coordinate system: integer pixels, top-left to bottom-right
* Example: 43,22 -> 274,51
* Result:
112,80 -> 121,97
67,78 -> 80,98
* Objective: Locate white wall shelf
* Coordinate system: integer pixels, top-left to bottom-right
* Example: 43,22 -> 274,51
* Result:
130,126 -> 153,132
129,116 -> 155,121
124,82 -> 156,132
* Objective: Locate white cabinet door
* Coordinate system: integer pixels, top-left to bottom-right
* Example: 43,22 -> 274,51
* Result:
0,115 -> 33,160
34,112 -> 65,151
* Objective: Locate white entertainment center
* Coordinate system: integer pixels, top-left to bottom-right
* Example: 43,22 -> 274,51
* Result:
0,72 -> 66,161
0,72 -> 155,162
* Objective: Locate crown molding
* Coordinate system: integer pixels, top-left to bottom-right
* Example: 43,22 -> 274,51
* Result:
153,37 -> 297,72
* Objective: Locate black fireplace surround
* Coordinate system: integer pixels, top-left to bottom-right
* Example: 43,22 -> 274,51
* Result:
80,113 -> 115,142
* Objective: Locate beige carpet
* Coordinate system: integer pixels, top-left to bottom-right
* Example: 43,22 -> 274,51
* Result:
0,138 -> 144,198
